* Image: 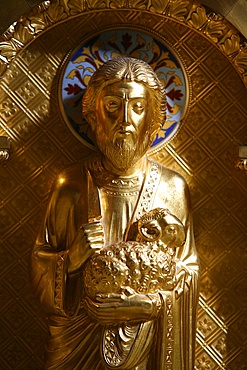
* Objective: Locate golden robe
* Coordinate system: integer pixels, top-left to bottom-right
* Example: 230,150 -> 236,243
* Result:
30,155 -> 199,369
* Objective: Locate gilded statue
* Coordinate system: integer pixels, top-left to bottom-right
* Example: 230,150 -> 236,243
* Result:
30,57 -> 200,369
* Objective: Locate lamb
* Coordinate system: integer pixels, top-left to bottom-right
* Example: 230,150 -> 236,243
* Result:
83,208 -> 185,300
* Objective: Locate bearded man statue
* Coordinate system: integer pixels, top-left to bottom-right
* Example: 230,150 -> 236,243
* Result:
30,57 -> 200,370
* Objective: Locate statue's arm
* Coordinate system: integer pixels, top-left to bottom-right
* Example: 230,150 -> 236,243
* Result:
152,167 -> 199,297
84,291 -> 162,324
172,176 -> 200,300
30,166 -> 102,315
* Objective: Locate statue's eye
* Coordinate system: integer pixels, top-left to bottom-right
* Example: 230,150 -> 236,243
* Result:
166,225 -> 176,235
105,100 -> 120,112
132,101 -> 145,114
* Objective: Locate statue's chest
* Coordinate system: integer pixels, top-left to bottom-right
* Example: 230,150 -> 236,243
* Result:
99,187 -> 139,246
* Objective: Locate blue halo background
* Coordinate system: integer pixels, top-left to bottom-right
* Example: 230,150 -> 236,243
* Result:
60,30 -> 188,151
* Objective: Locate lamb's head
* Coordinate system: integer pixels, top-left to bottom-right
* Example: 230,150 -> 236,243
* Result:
137,208 -> 185,248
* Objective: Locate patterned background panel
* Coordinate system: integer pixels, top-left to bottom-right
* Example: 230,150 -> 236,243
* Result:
0,1 -> 246,369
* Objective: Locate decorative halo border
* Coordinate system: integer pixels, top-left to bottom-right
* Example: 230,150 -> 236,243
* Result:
59,29 -> 189,152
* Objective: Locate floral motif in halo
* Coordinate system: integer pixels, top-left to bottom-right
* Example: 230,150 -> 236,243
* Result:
60,30 -> 188,151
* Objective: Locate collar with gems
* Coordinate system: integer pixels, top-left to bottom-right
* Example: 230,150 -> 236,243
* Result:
88,154 -> 146,191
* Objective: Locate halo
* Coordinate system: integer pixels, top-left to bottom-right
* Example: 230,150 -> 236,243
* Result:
59,29 -> 189,153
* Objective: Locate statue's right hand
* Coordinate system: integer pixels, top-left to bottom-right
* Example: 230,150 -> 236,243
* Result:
68,220 -> 104,274
83,220 -> 105,250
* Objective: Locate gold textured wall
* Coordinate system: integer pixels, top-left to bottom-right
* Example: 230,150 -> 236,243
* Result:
0,1 -> 246,369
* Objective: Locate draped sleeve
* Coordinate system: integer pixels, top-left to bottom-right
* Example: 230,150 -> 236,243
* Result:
30,163 -> 88,316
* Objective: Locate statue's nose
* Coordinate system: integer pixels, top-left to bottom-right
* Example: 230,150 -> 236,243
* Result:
122,101 -> 129,124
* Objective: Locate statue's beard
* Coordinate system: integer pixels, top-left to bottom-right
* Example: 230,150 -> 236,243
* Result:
96,129 -> 150,172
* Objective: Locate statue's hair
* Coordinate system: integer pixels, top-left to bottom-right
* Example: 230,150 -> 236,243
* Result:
82,57 -> 166,134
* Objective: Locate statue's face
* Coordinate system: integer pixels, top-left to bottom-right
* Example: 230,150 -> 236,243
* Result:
95,81 -> 153,171
96,81 -> 151,142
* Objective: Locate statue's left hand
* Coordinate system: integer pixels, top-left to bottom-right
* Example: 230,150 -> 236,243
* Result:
84,290 -> 161,324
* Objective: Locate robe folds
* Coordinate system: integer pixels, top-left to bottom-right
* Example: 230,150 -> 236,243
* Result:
30,155 -> 200,370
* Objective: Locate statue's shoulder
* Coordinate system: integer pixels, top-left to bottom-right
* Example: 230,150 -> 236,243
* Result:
148,157 -> 188,188
53,158 -> 91,193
